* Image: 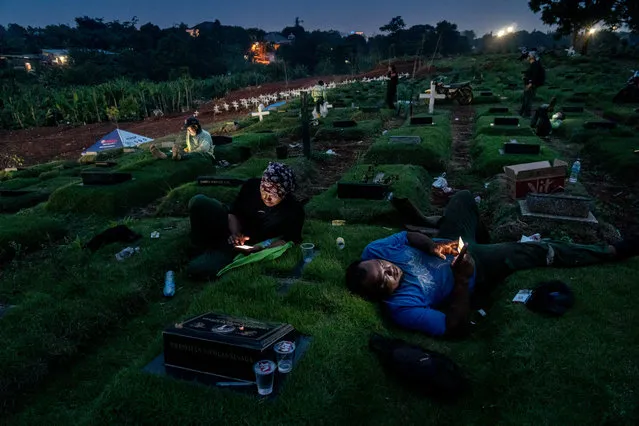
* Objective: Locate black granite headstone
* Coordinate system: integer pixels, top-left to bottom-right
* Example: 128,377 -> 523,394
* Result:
565,75 -> 576,80
494,117 -> 520,126
489,107 -> 509,114
410,116 -> 434,125
81,172 -> 132,185
583,121 -> 617,130
507,83 -> 519,90
212,136 -> 233,145
561,88 -> 573,92
197,176 -> 247,187
333,120 -> 357,128
337,182 -> 389,200
239,147 -> 252,162
480,91 -> 494,96
574,92 -> 589,97
503,143 -> 541,155
163,312 -> 296,383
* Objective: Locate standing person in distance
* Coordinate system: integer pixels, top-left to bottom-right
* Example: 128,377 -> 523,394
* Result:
519,49 -> 545,118
386,64 -> 399,110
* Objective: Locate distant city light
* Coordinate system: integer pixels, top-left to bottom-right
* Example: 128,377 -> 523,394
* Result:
495,24 -> 516,38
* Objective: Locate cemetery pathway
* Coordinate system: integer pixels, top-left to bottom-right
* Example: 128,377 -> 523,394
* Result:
446,105 -> 475,176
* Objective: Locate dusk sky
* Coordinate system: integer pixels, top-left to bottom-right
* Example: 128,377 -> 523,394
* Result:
0,0 -> 551,37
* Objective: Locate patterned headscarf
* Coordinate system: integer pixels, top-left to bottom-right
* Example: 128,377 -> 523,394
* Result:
260,162 -> 296,199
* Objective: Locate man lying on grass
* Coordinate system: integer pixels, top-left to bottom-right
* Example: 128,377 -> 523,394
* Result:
150,116 -> 214,161
186,162 -> 305,280
346,190 -> 638,338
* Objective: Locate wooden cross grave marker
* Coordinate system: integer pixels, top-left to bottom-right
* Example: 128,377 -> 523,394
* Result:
419,81 -> 446,113
251,104 -> 270,122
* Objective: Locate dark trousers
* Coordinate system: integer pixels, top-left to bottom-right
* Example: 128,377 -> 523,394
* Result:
386,85 -> 397,109
437,191 -> 615,292
314,97 -> 324,115
519,86 -> 536,117
186,194 -> 234,280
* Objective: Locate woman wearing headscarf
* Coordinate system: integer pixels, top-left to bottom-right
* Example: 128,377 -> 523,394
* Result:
186,162 -> 305,280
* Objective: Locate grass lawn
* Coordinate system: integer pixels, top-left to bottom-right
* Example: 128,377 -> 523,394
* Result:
2,59 -> 639,426
475,116 -> 538,137
47,154 -> 215,217
581,135 -> 639,181
364,113 -> 452,172
306,164 -> 431,225
471,135 -> 560,177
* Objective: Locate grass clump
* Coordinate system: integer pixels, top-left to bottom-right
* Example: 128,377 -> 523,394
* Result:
0,217 -> 191,412
364,113 -> 451,172
47,155 -> 215,217
581,135 -> 639,182
0,213 -> 68,263
475,116 -> 536,137
215,133 -> 280,163
306,164 -> 431,225
315,119 -> 383,141
471,135 -> 560,177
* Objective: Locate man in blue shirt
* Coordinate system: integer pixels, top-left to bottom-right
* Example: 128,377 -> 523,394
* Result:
346,191 -> 638,338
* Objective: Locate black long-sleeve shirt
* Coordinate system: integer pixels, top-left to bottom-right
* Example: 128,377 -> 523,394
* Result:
229,178 -> 305,244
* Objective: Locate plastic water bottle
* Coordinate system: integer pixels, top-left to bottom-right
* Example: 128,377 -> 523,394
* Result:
163,271 -> 175,297
336,237 -> 345,250
569,159 -> 581,184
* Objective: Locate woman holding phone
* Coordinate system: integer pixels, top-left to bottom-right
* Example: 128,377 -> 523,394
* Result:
186,162 -> 305,280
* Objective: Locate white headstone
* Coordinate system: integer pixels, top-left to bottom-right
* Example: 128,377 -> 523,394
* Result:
251,104 -> 270,121
419,81 -> 447,114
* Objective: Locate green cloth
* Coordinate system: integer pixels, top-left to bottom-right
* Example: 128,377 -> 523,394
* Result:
216,242 -> 293,277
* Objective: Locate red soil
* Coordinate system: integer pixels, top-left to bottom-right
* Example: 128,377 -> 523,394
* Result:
0,61 -> 437,166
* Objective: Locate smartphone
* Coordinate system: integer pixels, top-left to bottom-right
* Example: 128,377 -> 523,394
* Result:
451,244 -> 469,268
235,245 -> 254,250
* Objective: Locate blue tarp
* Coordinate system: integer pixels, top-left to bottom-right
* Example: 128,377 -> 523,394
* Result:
82,129 -> 154,155
264,101 -> 287,111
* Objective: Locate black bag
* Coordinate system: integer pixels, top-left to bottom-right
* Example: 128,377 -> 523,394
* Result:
84,225 -> 142,252
526,280 -> 574,316
369,333 -> 469,401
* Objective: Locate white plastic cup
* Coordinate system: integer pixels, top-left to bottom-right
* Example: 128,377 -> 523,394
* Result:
300,243 -> 315,263
273,341 -> 296,373
253,360 -> 276,396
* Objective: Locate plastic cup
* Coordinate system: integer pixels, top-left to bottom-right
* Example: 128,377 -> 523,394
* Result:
300,243 -> 315,263
273,341 -> 296,373
253,360 -> 276,396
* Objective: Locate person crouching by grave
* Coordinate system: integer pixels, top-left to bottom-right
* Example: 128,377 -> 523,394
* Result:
149,116 -> 214,161
311,80 -> 327,119
519,50 -> 545,118
386,64 -> 399,109
345,190 -> 639,338
185,162 -> 305,280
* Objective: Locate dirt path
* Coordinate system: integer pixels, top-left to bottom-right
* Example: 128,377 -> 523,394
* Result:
446,105 -> 475,175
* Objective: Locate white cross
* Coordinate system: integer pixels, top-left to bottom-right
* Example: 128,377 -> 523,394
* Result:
251,104 -> 270,121
232,101 -> 239,111
565,46 -> 576,57
223,103 -> 230,111
240,99 -> 249,109
213,105 -> 221,114
419,81 -> 447,113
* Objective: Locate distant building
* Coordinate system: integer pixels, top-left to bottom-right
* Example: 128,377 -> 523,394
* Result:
0,54 -> 39,72
248,32 -> 294,65
42,49 -> 70,65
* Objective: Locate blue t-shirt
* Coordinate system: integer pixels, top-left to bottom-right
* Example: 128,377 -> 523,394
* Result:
361,231 -> 476,337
